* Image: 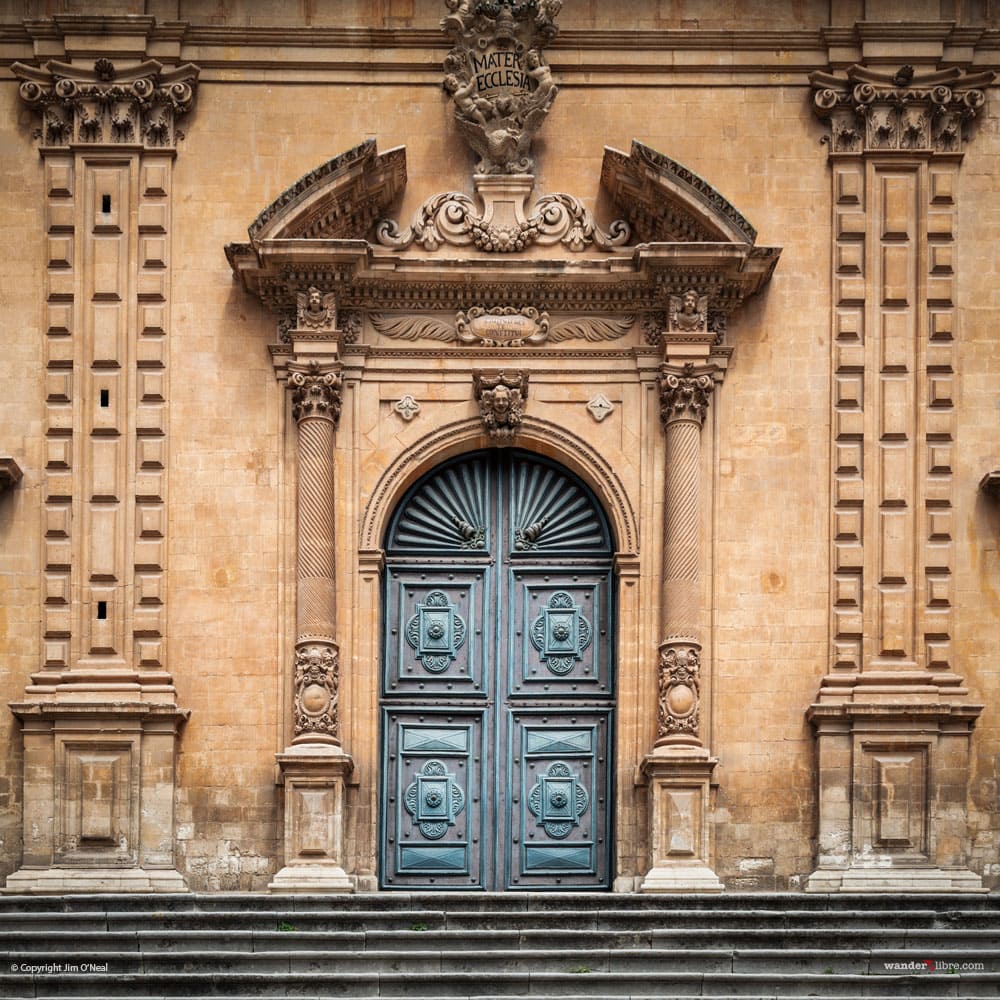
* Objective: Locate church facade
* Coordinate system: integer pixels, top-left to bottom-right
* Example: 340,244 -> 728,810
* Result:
0,0 -> 998,895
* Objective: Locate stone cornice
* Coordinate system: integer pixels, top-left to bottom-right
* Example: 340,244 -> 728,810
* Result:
4,20 -> 999,79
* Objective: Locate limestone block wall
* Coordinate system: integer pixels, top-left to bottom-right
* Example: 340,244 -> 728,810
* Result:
0,1 -> 997,891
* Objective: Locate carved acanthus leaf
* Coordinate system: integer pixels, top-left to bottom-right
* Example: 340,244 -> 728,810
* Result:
547,315 -> 634,343
370,313 -> 457,342
810,64 -> 995,155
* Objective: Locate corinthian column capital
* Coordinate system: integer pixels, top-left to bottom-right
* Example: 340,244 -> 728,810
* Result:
658,364 -> 714,427
289,362 -> 343,426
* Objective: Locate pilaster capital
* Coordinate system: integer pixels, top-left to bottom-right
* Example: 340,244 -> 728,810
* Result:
288,361 -> 343,426
810,64 -> 994,157
12,57 -> 199,151
658,363 -> 714,428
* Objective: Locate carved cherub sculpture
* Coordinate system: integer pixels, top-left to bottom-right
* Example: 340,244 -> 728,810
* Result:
669,289 -> 708,333
297,285 -> 337,330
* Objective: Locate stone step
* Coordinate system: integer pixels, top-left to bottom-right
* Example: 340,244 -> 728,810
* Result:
3,947 -> 998,975
1,891 -> 996,913
2,927 -> 998,952
4,907 -> 998,933
4,971 -> 1000,999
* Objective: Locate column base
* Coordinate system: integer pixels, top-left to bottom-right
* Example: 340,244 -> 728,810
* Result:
4,866 -> 189,894
805,866 -> 987,894
268,863 -> 353,893
272,744 -> 354,894
639,746 -> 723,893
639,860 -> 724,893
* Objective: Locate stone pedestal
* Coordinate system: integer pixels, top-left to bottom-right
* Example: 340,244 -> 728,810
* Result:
639,748 -> 723,893
5,702 -> 189,894
806,695 -> 984,893
269,747 -> 354,893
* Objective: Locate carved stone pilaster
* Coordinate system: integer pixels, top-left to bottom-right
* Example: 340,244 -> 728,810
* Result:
13,58 -> 198,150
641,361 -> 721,891
473,370 -> 528,442
273,357 -> 353,892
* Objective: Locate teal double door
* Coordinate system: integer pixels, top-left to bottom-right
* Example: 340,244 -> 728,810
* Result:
379,450 -> 616,890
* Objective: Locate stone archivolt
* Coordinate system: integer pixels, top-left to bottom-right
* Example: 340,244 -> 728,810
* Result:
12,58 -> 198,149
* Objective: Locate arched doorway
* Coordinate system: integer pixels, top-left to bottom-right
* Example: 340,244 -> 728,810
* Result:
379,449 -> 616,890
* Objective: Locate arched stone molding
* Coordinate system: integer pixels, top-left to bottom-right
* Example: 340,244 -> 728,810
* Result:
359,416 -> 639,561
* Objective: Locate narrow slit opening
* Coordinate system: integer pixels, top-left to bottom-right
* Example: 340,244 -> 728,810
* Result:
99,389 -> 110,408
101,194 -> 112,213
96,601 -> 108,620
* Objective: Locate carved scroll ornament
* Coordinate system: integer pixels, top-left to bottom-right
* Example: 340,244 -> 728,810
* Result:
376,190 -> 629,254
13,58 -> 198,149
293,643 -> 340,743
441,0 -> 562,175
370,308 -> 633,346
657,643 -> 701,740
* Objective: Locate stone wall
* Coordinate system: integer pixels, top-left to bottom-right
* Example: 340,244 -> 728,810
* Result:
0,0 -> 997,892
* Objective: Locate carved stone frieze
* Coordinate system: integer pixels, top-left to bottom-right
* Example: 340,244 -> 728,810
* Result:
297,286 -> 337,330
658,364 -> 714,427
13,58 -> 198,149
289,362 -> 343,426
293,643 -> 340,745
810,65 -> 994,156
656,642 -> 701,741
440,0 -> 562,175
473,370 -> 527,442
370,308 -> 633,346
376,188 -> 629,254
339,311 -> 362,344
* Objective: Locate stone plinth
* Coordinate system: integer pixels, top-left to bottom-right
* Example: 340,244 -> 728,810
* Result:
639,747 -> 723,893
269,746 -> 354,893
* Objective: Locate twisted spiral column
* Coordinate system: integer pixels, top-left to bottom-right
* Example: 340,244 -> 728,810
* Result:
656,365 -> 714,748
289,363 -> 343,747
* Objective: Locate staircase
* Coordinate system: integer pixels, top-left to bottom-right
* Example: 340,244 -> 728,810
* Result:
1,892 -> 998,998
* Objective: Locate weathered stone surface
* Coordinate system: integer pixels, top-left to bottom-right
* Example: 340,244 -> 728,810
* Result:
0,2 -> 997,896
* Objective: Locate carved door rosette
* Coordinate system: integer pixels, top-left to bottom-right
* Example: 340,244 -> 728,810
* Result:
473,370 -> 527,443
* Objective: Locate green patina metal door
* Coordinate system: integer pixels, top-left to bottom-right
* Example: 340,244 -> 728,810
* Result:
380,449 -> 616,890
